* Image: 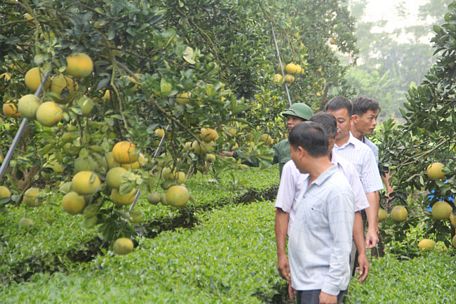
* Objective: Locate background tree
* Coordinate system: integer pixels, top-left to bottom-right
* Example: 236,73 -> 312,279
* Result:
346,0 -> 453,119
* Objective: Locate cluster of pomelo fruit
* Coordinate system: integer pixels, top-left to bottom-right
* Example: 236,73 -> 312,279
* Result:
3,53 -> 93,125
423,162 -> 456,249
181,127 -> 218,163
379,161 -> 456,251
1,51 -> 200,256
62,140 -> 151,255
272,62 -> 304,86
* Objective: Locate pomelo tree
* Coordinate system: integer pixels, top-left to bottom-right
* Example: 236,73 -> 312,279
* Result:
0,0 -> 357,249
375,3 -> 456,254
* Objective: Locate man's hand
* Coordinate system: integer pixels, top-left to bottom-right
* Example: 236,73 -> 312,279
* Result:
287,280 -> 296,301
357,252 -> 369,282
365,228 -> 379,248
320,291 -> 337,304
277,254 -> 290,281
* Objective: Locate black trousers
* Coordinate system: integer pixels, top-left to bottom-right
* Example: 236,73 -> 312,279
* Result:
296,289 -> 347,304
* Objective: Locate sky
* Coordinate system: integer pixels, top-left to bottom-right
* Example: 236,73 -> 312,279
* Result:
361,0 -> 431,42
363,0 -> 426,31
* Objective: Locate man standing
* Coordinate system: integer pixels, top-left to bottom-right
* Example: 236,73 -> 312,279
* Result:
351,96 -> 394,197
287,122 -> 354,304
325,97 -> 383,248
275,113 -> 369,292
272,102 -> 313,176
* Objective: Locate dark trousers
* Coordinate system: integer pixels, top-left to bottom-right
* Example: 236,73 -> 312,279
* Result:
296,289 -> 347,304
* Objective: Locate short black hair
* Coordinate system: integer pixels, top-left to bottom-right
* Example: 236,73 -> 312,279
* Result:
325,96 -> 352,116
310,112 -> 337,138
288,122 -> 328,157
352,96 -> 380,115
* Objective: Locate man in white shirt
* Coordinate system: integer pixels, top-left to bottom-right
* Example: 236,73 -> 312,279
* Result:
351,96 -> 394,197
275,113 -> 369,291
287,122 -> 354,304
325,97 -> 383,248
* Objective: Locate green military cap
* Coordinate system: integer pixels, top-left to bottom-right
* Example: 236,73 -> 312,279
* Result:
281,103 -> 313,121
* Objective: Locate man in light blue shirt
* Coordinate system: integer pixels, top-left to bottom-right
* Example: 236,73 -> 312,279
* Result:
288,122 -> 354,304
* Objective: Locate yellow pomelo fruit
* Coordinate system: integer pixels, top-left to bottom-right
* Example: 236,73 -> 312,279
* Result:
183,141 -> 192,151
3,102 -> 21,118
285,63 -> 299,74
71,171 -> 101,195
273,74 -> 283,84
66,53 -> 94,78
431,201 -> 452,220
426,162 -> 445,180
110,188 -> 137,205
147,192 -> 161,205
106,167 -> 128,189
452,235 -> 456,248
36,101 -> 63,126
24,67 -> 50,92
22,187 -> 41,207
165,185 -> 190,208
0,186 -> 11,199
378,208 -> 388,222
113,237 -> 134,255
191,140 -> 203,154
450,213 -> 456,227
284,74 -> 295,84
200,128 -> 218,142
62,191 -> 86,215
175,171 -> 187,184
418,239 -> 435,251
391,205 -> 408,222
112,141 -> 138,164
176,92 -> 191,105
161,167 -> 175,180
154,128 -> 165,138
50,74 -> 77,98
18,94 -> 41,119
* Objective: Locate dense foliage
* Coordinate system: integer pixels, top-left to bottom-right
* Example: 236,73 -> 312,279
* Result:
0,166 -> 278,285
0,201 -> 281,303
378,2 -> 456,196
0,0 -> 357,188
347,252 -> 456,303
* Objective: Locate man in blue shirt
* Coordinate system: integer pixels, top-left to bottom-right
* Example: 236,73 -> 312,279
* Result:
288,122 -> 354,304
